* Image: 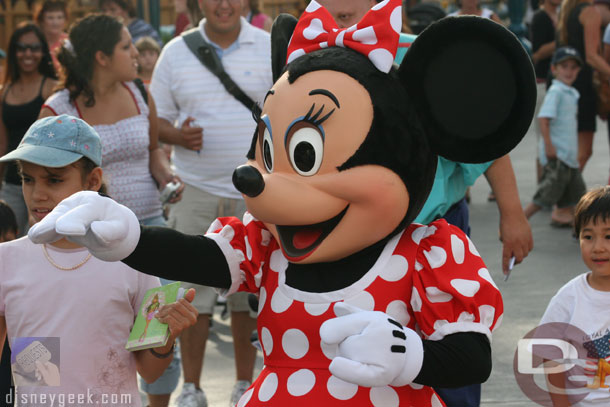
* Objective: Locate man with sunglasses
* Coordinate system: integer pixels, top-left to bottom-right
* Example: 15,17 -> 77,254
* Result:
150,0 -> 273,406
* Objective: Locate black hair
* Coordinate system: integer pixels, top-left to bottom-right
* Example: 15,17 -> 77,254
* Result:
0,200 -> 18,240
4,22 -> 57,85
248,47 -> 437,234
56,13 -> 123,107
574,186 -> 610,237
99,0 -> 137,18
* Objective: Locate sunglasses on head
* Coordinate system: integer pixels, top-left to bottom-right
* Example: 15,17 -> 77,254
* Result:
16,43 -> 42,52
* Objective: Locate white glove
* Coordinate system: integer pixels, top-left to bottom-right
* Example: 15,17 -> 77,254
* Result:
319,302 -> 424,387
28,191 -> 141,262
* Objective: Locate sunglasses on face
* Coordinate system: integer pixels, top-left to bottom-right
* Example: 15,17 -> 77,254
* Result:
16,43 -> 43,52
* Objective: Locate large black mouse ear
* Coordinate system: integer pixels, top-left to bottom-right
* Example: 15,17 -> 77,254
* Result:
399,16 -> 536,163
271,14 -> 298,83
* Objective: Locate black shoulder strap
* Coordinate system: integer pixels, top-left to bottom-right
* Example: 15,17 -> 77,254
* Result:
181,28 -> 256,111
133,78 -> 148,105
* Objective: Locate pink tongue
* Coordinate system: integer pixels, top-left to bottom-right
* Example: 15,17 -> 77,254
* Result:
293,228 -> 323,250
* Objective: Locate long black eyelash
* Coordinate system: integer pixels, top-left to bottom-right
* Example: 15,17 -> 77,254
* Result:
303,103 -> 335,126
251,103 -> 262,124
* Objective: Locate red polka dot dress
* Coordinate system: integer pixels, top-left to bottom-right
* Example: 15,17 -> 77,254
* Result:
206,216 -> 503,407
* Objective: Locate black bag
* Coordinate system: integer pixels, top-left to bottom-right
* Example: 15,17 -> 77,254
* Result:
181,28 -> 256,111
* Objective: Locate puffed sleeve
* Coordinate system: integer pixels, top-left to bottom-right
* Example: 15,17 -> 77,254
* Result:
410,219 -> 503,342
206,212 -> 275,296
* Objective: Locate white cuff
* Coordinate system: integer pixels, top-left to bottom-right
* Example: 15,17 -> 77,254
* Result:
206,232 -> 244,296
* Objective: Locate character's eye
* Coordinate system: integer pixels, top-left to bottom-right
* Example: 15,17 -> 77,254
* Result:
286,122 -> 324,176
262,126 -> 274,173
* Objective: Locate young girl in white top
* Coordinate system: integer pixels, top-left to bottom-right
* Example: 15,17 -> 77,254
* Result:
540,186 -> 610,406
0,115 -> 197,406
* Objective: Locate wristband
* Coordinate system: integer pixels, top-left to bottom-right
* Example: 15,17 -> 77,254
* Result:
149,343 -> 175,359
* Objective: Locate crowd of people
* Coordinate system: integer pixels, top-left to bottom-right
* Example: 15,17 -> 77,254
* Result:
0,0 -> 607,406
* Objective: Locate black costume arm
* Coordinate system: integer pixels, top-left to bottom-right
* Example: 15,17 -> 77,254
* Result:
123,226 -> 232,289
414,332 -> 492,388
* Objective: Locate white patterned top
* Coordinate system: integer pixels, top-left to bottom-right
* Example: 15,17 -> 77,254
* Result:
43,82 -> 163,220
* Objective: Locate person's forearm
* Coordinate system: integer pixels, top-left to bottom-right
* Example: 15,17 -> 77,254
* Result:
149,147 -> 173,187
540,118 -> 552,147
533,41 -> 556,63
134,340 -> 174,383
158,118 -> 182,146
485,155 -> 522,215
587,52 -> 610,77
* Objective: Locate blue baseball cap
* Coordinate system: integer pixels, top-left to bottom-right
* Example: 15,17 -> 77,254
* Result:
0,115 -> 102,167
552,46 -> 583,67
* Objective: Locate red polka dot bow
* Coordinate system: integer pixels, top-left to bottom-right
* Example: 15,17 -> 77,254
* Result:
286,0 -> 402,73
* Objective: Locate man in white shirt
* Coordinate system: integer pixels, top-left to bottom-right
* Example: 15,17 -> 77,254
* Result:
150,0 -> 273,405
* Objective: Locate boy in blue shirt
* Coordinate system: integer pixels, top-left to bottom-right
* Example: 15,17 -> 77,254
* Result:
524,46 -> 586,227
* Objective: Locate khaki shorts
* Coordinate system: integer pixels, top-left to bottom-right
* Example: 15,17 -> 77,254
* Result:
533,159 -> 586,209
167,183 -> 249,314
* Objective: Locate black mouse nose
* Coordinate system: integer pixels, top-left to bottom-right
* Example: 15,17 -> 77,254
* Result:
232,165 -> 265,197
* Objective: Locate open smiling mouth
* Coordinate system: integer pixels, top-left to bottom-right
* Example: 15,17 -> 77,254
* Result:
276,206 -> 349,261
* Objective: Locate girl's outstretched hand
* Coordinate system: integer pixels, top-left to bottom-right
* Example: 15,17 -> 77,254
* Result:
155,288 -> 198,341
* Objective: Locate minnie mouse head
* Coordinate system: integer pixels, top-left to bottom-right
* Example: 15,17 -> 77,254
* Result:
232,0 -> 535,265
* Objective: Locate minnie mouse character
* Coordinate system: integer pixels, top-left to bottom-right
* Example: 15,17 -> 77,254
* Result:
29,1 -> 535,405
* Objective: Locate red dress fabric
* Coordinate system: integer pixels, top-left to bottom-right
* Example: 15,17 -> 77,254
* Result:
207,217 -> 503,407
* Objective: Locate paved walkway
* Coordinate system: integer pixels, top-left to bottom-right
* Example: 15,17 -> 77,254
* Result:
146,118 -> 610,407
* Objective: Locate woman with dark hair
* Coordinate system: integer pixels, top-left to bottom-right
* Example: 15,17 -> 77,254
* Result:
242,0 -> 272,31
39,14 -> 181,406
557,0 -> 610,170
0,22 -> 57,236
34,0 -> 68,72
100,0 -> 163,46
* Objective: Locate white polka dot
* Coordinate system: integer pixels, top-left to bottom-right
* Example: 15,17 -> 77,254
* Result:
409,382 -> 424,390
411,226 -> 427,244
379,255 -> 408,281
478,268 -> 498,289
467,237 -> 480,257
270,249 -> 287,272
261,326 -> 273,356
370,386 -> 399,407
319,41 -> 328,48
479,304 -> 496,328
245,236 -> 252,260
424,225 -> 438,239
254,264 -> 263,288
271,288 -> 293,313
411,287 -> 422,312
415,261 -> 423,271
287,49 -> 306,64
320,339 -> 337,360
287,369 -> 316,396
335,30 -> 346,47
372,0 -> 389,10
451,234 -> 465,264
495,313 -> 503,329
208,219 -> 222,233
258,373 -> 278,402
234,249 -> 246,263
237,388 -> 253,407
458,311 -> 475,322
368,49 -> 394,72
282,329 -> 309,359
431,393 -> 444,407
451,279 -> 481,297
220,225 -> 235,241
344,291 -> 375,311
305,0 -> 321,12
424,246 -> 447,269
260,229 -> 272,246
327,375 -> 358,400
352,26 -> 377,45
304,302 -> 330,316
386,300 -> 410,326
346,24 -> 357,32
243,212 -> 254,225
258,287 -> 267,314
390,6 -> 402,33
425,287 -> 453,303
433,319 -> 449,331
303,18 -> 326,40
